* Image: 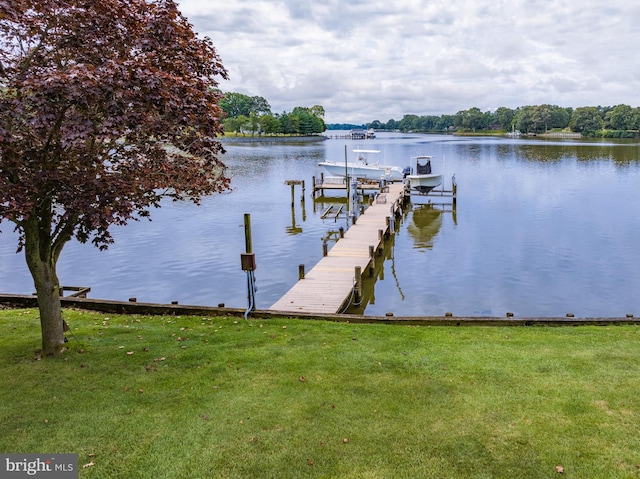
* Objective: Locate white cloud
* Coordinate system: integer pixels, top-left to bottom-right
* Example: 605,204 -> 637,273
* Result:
178,0 -> 640,123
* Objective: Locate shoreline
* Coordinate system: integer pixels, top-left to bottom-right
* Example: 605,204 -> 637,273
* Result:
219,134 -> 326,143
1,294 -> 636,326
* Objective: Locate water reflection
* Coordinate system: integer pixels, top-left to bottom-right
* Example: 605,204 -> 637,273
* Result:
407,205 -> 444,250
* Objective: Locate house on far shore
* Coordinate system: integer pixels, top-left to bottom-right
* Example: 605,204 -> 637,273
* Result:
350,128 -> 376,139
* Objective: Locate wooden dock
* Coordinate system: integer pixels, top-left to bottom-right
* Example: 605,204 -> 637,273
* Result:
269,183 -> 406,314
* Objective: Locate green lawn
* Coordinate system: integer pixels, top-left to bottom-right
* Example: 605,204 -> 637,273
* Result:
1,308 -> 639,478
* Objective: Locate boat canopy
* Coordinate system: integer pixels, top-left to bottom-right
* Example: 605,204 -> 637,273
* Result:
416,158 -> 432,175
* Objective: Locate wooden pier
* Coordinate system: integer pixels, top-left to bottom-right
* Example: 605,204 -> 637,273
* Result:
269,182 -> 406,314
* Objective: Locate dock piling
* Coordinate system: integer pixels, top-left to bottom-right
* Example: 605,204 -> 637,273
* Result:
354,266 -> 363,304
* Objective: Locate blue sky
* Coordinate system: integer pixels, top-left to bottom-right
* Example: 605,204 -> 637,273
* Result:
178,0 -> 640,124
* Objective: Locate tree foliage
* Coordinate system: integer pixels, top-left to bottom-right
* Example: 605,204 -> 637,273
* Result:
0,0 -> 229,356
569,107 -> 604,134
219,92 -> 271,118
221,92 -> 325,136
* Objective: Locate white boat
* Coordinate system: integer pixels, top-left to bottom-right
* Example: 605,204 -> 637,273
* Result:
405,156 -> 442,194
318,149 -> 405,182
506,125 -> 521,137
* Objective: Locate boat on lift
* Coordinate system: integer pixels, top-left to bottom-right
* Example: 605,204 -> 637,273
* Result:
405,156 -> 443,194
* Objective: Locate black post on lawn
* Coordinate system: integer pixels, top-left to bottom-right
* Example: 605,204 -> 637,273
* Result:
240,213 -> 257,318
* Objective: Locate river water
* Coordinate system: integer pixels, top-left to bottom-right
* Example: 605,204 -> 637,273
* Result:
1,132 -> 639,317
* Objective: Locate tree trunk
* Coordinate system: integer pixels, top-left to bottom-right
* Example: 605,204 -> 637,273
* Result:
33,269 -> 65,356
23,213 -> 66,356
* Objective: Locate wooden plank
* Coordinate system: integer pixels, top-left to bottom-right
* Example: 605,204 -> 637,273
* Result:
269,183 -> 405,314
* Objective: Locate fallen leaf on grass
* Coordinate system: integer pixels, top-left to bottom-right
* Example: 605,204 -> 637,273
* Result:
83,462 -> 94,469
307,459 -> 314,466
299,376 -> 306,382
555,465 -> 564,473
126,351 -> 134,356
343,438 -> 349,443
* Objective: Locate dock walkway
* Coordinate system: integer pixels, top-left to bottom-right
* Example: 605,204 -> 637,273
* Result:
269,183 -> 405,314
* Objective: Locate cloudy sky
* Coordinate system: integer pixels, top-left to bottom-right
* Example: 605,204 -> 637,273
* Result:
177,0 -> 639,124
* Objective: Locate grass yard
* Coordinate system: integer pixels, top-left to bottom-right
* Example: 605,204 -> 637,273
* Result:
0,308 -> 639,478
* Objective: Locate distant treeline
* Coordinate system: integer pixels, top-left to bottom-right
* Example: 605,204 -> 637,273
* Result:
325,123 -> 367,131
362,104 -> 640,137
219,92 -> 325,136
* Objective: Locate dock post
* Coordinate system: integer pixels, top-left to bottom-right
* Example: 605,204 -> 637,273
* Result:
299,264 -> 305,280
378,229 -> 384,256
369,245 -> 375,277
243,213 -> 253,254
354,266 -> 362,304
452,176 -> 457,206
301,180 -> 305,203
322,239 -> 328,257
290,182 -> 295,207
339,227 -> 344,238
312,176 -> 316,198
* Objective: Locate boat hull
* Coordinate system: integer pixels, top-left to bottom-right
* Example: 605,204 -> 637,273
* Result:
407,174 -> 443,194
319,161 -> 404,181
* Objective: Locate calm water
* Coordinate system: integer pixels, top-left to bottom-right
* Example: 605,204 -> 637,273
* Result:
1,132 -> 639,317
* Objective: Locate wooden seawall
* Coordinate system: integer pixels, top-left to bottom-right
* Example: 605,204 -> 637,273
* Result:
269,183 -> 406,314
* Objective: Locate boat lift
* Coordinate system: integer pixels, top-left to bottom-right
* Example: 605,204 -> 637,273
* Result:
405,174 -> 457,206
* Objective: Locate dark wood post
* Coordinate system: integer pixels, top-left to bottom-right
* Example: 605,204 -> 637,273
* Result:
354,266 -> 362,304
